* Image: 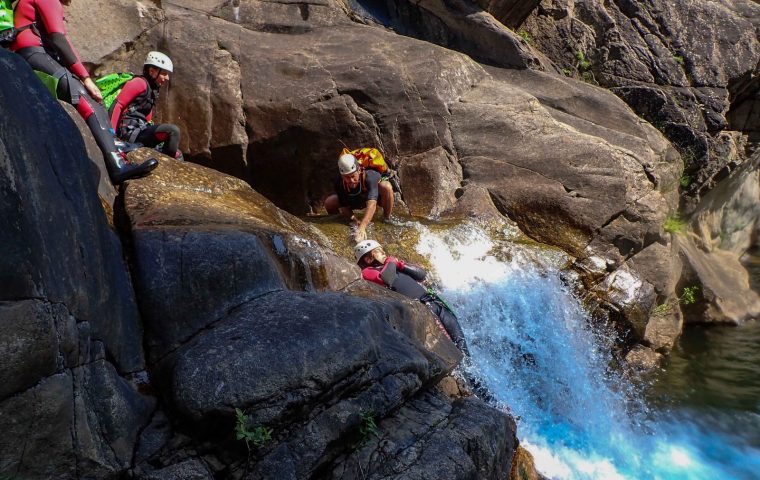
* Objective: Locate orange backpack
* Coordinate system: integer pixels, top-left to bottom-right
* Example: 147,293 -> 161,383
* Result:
341,147 -> 389,174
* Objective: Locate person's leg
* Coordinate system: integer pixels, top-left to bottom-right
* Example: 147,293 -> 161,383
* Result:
154,124 -> 180,158
18,49 -> 158,183
433,302 -> 469,355
378,180 -> 394,220
324,194 -> 341,214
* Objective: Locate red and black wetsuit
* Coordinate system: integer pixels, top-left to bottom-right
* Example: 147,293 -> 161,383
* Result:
11,0 -> 118,160
361,257 -> 468,354
110,75 -> 181,158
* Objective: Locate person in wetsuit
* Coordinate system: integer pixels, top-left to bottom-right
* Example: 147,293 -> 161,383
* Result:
354,239 -> 469,355
110,51 -> 182,160
10,0 -> 157,183
324,152 -> 394,242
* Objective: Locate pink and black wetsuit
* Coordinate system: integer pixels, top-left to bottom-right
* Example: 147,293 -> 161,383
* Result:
110,75 -> 180,158
11,0 -> 119,161
361,257 -> 468,354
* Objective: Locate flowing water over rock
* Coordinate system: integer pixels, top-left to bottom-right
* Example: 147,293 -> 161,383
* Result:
413,222 -> 760,479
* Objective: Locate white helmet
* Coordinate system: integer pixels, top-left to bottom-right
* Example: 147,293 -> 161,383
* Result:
338,153 -> 358,175
144,51 -> 173,73
354,239 -> 381,263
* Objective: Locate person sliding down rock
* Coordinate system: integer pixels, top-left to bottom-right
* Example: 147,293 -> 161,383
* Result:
324,152 -> 394,242
10,0 -> 157,183
110,51 -> 183,161
354,240 -> 469,355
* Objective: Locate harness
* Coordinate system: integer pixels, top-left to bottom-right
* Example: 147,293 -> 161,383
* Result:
117,76 -> 158,141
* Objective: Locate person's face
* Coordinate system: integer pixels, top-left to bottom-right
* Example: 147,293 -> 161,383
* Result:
149,67 -> 171,87
370,246 -> 387,264
342,170 -> 361,189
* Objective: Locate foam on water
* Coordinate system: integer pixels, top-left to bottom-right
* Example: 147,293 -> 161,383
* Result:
415,222 -> 760,480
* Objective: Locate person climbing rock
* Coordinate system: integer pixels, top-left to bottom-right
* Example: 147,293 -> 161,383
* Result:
110,51 -> 182,160
354,239 -> 469,355
325,152 -> 394,242
10,0 -> 157,183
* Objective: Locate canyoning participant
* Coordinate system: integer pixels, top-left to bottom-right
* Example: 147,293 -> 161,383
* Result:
324,152 -> 394,242
354,239 -> 469,354
109,51 -> 182,160
10,0 -> 157,183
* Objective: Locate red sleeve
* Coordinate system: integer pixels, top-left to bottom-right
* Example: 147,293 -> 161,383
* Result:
361,267 -> 386,286
110,78 -> 147,129
385,256 -> 406,271
36,0 -> 88,79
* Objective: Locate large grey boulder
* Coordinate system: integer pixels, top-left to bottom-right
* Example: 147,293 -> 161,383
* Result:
0,50 -> 154,479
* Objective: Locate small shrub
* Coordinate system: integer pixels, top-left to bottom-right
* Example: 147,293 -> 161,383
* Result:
663,215 -> 687,234
673,55 -> 685,67
358,411 -> 380,446
575,51 -> 591,72
518,29 -> 534,45
235,408 -> 272,451
562,67 -> 572,76
680,286 -> 700,305
679,173 -> 691,188
651,303 -> 671,316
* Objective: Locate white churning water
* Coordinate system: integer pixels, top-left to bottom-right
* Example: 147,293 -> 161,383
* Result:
414,222 -> 760,480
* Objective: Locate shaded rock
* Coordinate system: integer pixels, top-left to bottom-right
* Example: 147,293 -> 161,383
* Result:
644,299 -> 683,352
0,50 -> 144,373
72,360 -> 156,476
0,300 -> 77,401
328,389 -> 517,480
123,157 -> 360,361
0,373 -> 78,478
140,458 -> 213,480
157,290 -> 458,422
156,290 -> 460,478
476,0 -> 542,29
0,361 -> 153,479
347,0 -> 544,69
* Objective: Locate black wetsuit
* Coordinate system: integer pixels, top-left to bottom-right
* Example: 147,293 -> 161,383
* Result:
362,257 -> 469,355
334,169 -> 382,210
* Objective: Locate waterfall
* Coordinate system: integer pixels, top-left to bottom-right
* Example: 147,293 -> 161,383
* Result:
414,222 -> 760,480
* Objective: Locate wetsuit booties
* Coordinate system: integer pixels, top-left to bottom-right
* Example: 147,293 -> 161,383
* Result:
86,115 -> 158,184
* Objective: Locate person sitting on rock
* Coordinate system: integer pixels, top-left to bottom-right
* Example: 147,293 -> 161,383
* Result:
10,0 -> 157,183
324,152 -> 393,242
354,239 -> 469,355
110,51 -> 182,160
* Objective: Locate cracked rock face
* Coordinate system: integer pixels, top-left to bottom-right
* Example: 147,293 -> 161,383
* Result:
0,51 -> 153,479
522,0 -> 760,208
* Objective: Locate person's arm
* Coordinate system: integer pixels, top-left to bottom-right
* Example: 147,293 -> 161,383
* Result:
110,78 -> 146,130
399,262 -> 427,282
37,0 -> 88,79
354,171 -> 381,241
361,267 -> 386,287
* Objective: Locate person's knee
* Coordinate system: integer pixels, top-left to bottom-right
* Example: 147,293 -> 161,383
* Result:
166,123 -> 180,138
379,181 -> 393,202
324,194 -> 340,214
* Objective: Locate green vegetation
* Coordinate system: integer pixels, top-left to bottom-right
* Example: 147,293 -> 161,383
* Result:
673,55 -> 685,67
679,173 -> 692,188
235,408 -> 272,451
358,410 -> 380,446
518,29 -> 534,45
664,215 -> 688,234
575,51 -> 592,72
562,67 -> 572,76
680,286 -> 700,305
651,302 -> 671,316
